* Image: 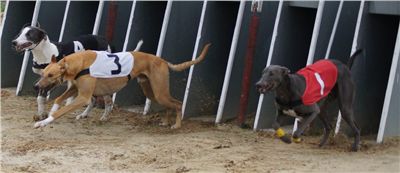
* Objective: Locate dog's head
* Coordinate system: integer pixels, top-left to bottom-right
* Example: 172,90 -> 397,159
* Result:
12,24 -> 47,52
255,65 -> 290,93
34,56 -> 65,91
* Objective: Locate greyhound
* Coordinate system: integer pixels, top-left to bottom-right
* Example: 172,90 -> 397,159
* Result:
33,43 -> 211,129
12,24 -> 113,121
255,50 -> 362,151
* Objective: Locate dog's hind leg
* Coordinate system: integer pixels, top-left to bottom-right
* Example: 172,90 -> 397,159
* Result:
337,77 -> 360,151
148,67 -> 183,129
100,95 -> 113,121
318,107 -> 332,147
76,97 -> 95,119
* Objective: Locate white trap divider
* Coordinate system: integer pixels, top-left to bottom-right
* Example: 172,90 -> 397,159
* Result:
111,0 -> 139,109
181,0 -> 208,119
143,0 -> 173,115
16,0 -> 42,96
377,21 -> 400,143
334,0 -> 365,136
253,0 -> 284,130
92,0 -> 104,36
215,0 -> 246,124
293,0 -> 325,134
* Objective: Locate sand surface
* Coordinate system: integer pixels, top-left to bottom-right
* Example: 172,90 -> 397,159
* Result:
1,88 -> 399,172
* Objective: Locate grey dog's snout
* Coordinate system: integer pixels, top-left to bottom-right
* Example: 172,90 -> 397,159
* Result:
255,81 -> 263,89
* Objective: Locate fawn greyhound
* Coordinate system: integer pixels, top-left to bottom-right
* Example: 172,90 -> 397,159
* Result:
33,43 -> 211,129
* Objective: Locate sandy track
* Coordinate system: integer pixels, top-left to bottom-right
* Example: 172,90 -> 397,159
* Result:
1,88 -> 399,172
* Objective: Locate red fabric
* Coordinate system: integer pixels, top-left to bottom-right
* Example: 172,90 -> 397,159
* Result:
296,60 -> 338,105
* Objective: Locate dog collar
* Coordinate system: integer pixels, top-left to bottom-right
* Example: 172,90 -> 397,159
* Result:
275,97 -> 303,108
32,61 -> 49,69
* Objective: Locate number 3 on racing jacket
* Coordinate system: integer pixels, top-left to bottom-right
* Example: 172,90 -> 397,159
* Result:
85,51 -> 134,79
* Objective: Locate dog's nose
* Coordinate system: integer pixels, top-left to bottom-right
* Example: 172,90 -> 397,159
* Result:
255,82 -> 263,89
12,40 -> 18,46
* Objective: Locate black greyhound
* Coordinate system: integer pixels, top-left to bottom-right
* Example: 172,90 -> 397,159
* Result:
256,50 -> 362,151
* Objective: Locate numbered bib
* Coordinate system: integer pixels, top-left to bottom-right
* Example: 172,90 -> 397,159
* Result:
89,51 -> 134,78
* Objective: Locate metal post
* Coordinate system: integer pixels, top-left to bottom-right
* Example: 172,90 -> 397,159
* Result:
182,0 -> 208,118
215,0 -> 246,124
293,0 -> 325,133
334,0 -> 365,135
376,21 -> 400,143
143,0 -> 173,115
92,0 -> 104,35
253,0 -> 284,130
16,0 -> 42,96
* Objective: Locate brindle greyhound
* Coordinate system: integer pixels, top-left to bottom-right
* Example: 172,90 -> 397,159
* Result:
256,50 -> 362,151
33,43 -> 211,129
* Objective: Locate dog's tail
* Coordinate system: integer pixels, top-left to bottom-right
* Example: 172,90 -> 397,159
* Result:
347,49 -> 363,69
167,43 -> 211,72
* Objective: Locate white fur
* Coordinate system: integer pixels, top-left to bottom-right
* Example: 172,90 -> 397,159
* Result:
50,104 -> 60,114
34,115 -> 54,128
30,38 -> 59,65
36,96 -> 46,115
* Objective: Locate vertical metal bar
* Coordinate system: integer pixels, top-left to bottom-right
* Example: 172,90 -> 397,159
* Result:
58,0 -> 71,42
182,0 -> 208,118
0,0 -> 10,41
293,0 -> 325,134
143,0 -> 173,115
92,0 -> 104,35
335,0 -> 365,135
325,0 -> 343,59
253,0 -> 284,130
112,0 -> 138,106
16,0 -> 42,95
376,21 -> 400,143
215,0 -> 246,124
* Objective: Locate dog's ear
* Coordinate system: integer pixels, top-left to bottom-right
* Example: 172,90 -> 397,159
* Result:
36,22 -> 41,28
281,67 -> 290,76
51,55 -> 57,63
22,23 -> 31,28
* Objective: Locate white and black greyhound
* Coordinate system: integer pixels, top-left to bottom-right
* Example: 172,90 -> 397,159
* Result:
256,50 -> 362,151
12,24 -> 112,121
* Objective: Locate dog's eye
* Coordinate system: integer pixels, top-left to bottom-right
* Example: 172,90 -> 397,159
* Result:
269,72 -> 273,76
48,74 -> 53,78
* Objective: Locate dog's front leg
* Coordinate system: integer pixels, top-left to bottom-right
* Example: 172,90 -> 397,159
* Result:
34,94 -> 92,128
273,109 -> 292,144
35,89 -> 48,121
292,104 -> 320,142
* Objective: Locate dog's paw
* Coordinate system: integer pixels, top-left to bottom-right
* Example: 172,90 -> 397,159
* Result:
76,114 -> 88,120
159,122 -> 169,127
170,124 -> 181,129
280,135 -> 292,144
350,144 -> 360,152
34,121 -> 48,128
99,116 -> 109,122
292,137 -> 302,143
